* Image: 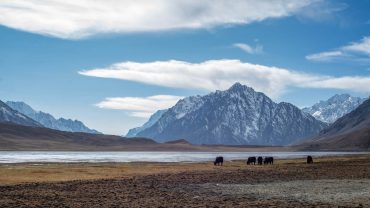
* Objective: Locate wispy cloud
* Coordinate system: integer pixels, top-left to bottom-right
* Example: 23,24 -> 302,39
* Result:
296,0 -> 347,22
96,95 -> 183,118
79,59 -> 370,99
305,51 -> 344,61
0,0 -> 316,39
233,43 -> 263,55
342,37 -> 370,55
306,36 -> 370,62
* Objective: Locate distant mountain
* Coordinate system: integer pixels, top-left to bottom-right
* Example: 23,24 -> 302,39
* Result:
126,109 -> 167,137
137,83 -> 327,145
302,94 -> 366,123
6,101 -> 100,134
0,100 -> 41,127
298,98 -> 370,150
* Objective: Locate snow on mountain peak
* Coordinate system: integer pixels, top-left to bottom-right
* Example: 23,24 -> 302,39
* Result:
302,94 -> 366,123
0,100 -> 42,127
173,95 -> 203,119
6,101 -> 100,134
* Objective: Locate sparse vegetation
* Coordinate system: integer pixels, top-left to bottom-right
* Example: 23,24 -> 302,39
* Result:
0,155 -> 369,207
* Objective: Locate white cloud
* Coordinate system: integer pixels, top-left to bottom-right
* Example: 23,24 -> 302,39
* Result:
79,59 -> 370,98
306,36 -> 370,62
305,51 -> 344,61
0,0 -> 315,39
233,43 -> 263,54
301,76 -> 370,92
96,95 -> 183,118
342,37 -> 370,55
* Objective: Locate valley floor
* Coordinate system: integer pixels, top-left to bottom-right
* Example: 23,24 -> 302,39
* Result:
0,154 -> 369,207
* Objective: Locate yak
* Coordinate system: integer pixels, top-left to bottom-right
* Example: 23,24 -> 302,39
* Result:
264,157 -> 274,165
257,156 -> 263,165
307,156 -> 313,164
247,157 -> 256,165
214,156 -> 224,166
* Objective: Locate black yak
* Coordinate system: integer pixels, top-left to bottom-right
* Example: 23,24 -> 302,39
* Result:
307,156 -> 313,164
247,157 -> 256,165
257,156 -> 263,165
264,157 -> 274,165
214,156 -> 223,166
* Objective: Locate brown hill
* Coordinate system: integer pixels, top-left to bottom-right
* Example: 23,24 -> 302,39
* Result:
0,122 -> 157,151
164,139 -> 191,145
0,123 -> 285,151
297,98 -> 370,151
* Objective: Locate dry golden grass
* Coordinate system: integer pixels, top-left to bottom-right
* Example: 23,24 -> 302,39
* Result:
0,154 -> 368,185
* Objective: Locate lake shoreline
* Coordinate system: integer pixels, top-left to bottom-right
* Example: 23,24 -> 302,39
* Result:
0,151 -> 368,164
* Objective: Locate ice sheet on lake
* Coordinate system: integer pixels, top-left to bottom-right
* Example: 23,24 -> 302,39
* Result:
0,151 -> 367,163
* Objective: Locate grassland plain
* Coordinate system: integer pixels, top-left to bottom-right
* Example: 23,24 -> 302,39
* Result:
0,154 -> 369,207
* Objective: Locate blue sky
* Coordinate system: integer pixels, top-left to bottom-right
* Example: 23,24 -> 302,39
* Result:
0,0 -> 369,135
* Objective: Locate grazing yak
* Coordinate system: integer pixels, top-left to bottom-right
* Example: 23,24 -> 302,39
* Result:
257,156 -> 263,165
247,157 -> 256,165
214,156 -> 224,166
264,157 -> 274,165
307,156 -> 313,164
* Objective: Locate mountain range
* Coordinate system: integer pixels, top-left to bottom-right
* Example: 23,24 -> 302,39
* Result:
5,101 -> 100,134
135,83 -> 327,145
0,100 -> 42,127
302,94 -> 366,123
1,83 -> 369,150
298,97 -> 370,150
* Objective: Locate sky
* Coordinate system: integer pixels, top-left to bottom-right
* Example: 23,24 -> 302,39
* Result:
0,0 -> 369,135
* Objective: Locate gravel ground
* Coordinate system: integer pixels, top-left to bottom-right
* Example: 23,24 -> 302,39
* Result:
201,179 -> 370,207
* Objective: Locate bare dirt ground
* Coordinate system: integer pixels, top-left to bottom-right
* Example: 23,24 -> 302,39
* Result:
0,154 -> 369,207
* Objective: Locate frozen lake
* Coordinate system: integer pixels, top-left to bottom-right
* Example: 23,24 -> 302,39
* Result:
0,151 -> 368,163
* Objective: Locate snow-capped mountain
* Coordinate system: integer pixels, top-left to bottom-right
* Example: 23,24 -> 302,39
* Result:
126,109 -> 167,137
6,101 -> 100,134
136,83 -> 327,145
298,97 -> 370,150
302,94 -> 366,123
0,100 -> 42,127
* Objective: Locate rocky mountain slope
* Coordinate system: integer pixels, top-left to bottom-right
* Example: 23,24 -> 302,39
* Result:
137,83 -> 327,145
298,98 -> 370,150
126,109 -> 167,137
302,94 -> 366,123
6,101 -> 100,134
0,100 -> 41,127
